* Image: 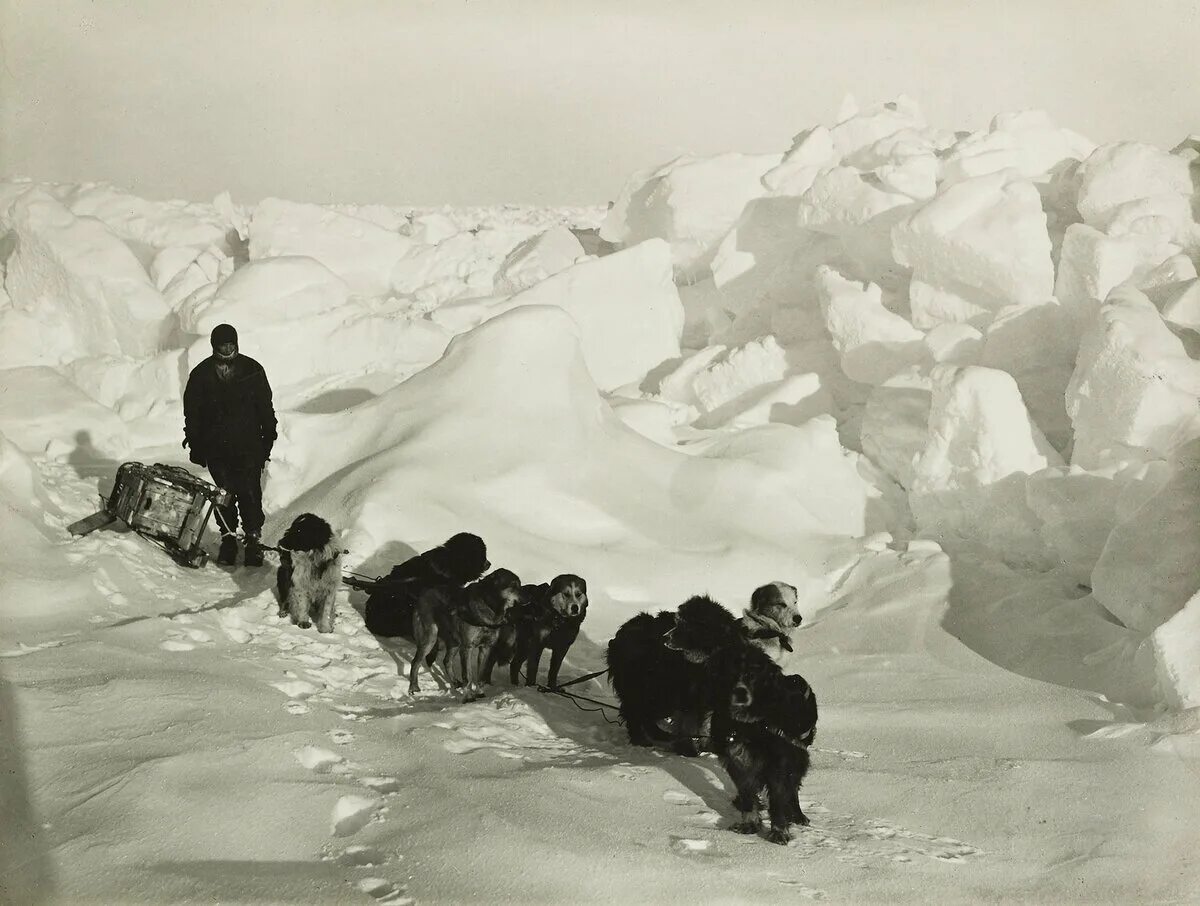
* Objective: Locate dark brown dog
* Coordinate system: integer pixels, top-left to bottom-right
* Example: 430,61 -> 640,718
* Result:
409,568 -> 523,701
364,533 -> 489,638
505,574 -> 588,688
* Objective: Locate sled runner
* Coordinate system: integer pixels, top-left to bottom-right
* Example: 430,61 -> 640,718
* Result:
68,462 -> 231,568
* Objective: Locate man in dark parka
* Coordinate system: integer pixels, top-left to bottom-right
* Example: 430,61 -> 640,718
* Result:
183,323 -> 277,566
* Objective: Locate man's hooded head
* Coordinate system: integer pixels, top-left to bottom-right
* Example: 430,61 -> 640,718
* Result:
211,324 -> 238,360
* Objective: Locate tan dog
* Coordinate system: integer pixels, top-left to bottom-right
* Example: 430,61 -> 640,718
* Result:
739,582 -> 802,663
409,568 -> 523,701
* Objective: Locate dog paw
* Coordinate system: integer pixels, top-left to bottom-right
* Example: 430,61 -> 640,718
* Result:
297,620 -> 312,630
316,621 -> 334,634
766,827 -> 792,845
792,811 -> 811,827
730,820 -> 762,835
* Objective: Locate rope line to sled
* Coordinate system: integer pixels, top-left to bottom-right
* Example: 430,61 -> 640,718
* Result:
536,684 -> 623,724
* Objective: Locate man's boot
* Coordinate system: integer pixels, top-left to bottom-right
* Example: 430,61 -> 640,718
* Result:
217,534 -> 239,566
244,534 -> 264,567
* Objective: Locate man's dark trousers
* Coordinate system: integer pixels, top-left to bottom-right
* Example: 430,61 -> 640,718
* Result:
207,458 -> 265,537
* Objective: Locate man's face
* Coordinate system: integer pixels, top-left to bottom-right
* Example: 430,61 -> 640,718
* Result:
215,342 -> 237,360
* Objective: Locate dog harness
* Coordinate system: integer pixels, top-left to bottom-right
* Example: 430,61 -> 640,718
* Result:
740,610 -> 795,652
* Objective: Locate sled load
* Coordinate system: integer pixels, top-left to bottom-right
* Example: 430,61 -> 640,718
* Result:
68,462 -> 231,568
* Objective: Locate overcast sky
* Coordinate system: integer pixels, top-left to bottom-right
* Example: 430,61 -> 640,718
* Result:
1,0 -> 1197,207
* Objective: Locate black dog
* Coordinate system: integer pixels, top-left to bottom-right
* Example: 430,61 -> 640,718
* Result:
499,574 -> 588,688
363,532 -> 489,638
276,513 -> 342,632
710,657 -> 818,845
606,595 -> 745,756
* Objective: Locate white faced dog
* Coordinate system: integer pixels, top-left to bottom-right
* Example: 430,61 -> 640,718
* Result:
276,513 -> 342,633
739,582 -> 803,664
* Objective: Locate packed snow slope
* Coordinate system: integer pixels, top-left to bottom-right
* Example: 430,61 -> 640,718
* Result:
2,97 -> 1199,904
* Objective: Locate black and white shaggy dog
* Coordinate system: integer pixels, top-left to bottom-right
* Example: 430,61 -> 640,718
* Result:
363,532 -> 490,638
606,595 -> 745,756
740,581 -> 803,664
276,513 -> 343,633
710,654 -> 818,845
496,574 -> 588,689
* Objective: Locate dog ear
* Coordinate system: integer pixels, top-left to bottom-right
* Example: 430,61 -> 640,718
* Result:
749,583 -> 780,613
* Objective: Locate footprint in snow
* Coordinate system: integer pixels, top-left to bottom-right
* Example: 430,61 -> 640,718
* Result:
329,728 -> 355,746
775,879 -> 826,900
352,878 -> 412,904
160,627 -> 213,652
609,764 -> 650,781
787,804 -> 982,865
271,678 -> 323,698
285,701 -> 311,715
662,790 -> 700,806
358,777 -> 402,794
293,746 -> 346,774
331,794 -> 385,837
0,640 -> 66,658
668,836 -> 720,858
328,844 -> 392,867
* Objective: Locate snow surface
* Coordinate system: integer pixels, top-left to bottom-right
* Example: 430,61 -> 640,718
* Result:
2,97 -> 1199,904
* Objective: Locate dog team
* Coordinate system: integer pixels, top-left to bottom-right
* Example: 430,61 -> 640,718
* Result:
274,512 -> 817,845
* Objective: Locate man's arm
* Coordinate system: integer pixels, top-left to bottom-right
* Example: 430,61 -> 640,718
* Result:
182,371 -> 206,464
255,366 -> 278,461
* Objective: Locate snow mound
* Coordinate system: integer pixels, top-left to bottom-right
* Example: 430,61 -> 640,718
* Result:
1152,589 -> 1200,708
1091,442 -> 1200,633
910,366 -> 1062,565
1074,142 -> 1196,241
0,431 -> 95,632
815,265 -> 927,384
940,110 -> 1095,184
272,305 -> 865,639
178,256 -> 351,334
1054,223 -> 1181,331
980,302 -> 1078,451
249,198 -> 414,297
657,337 -> 832,431
59,182 -> 231,250
466,239 -> 683,391
892,171 -> 1055,329
493,226 -> 586,296
1,189 -> 169,364
600,152 -> 781,281
796,166 -> 916,284
0,367 -> 130,458
1065,285 -> 1200,469
1156,278 -> 1200,332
